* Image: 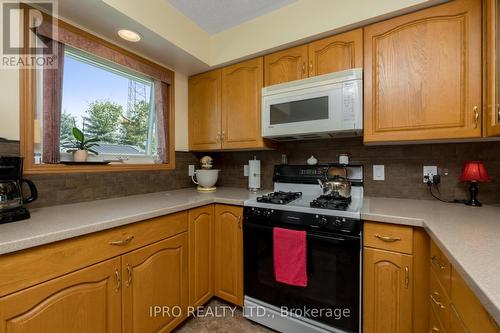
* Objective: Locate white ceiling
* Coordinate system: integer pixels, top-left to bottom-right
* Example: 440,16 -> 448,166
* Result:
168,0 -> 297,35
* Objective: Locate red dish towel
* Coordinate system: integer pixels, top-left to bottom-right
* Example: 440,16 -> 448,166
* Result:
273,227 -> 308,287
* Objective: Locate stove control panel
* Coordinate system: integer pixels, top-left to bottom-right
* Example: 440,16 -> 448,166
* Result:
243,207 -> 360,235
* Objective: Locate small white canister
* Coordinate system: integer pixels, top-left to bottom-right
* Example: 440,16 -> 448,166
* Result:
339,153 -> 350,165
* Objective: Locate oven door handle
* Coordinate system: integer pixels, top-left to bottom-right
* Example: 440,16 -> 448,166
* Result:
244,221 -> 359,244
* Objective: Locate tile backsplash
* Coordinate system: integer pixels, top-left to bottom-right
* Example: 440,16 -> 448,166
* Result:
2,138 -> 500,207
0,140 -> 199,207
210,138 -> 500,205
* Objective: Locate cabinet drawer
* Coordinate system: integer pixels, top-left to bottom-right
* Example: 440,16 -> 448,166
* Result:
364,222 -> 413,254
430,270 -> 450,332
0,211 -> 188,296
430,302 -> 447,333
430,240 -> 452,295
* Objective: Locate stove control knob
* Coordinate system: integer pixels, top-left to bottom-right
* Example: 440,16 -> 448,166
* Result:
263,210 -> 272,218
319,216 -> 328,226
334,219 -> 342,227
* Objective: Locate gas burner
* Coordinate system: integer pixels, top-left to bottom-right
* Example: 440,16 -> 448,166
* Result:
310,195 -> 352,211
256,191 -> 302,205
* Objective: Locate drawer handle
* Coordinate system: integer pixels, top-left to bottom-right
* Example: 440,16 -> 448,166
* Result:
431,256 -> 447,270
374,234 -> 401,242
430,294 -> 445,309
473,106 -> 479,128
126,264 -> 132,287
114,269 -> 121,292
430,326 -> 440,332
404,266 -> 410,289
109,235 -> 134,246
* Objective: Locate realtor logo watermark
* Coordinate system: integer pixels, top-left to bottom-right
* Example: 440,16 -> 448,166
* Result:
1,0 -> 58,69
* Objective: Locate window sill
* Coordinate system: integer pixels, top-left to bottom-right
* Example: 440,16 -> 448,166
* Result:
23,162 -> 175,174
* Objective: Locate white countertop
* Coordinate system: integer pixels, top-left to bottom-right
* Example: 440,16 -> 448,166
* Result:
0,187 -> 499,325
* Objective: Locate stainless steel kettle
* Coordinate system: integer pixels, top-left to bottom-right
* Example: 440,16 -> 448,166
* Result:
317,165 -> 352,198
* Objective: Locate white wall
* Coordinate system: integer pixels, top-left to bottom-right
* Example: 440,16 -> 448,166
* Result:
174,72 -> 189,151
0,69 -> 20,140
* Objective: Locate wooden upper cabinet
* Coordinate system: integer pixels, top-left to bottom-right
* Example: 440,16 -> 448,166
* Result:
364,0 -> 482,142
264,45 -> 308,86
189,70 -> 222,150
188,205 -> 214,308
0,257 -> 121,333
122,233 -> 188,333
485,0 -> 500,136
364,248 -> 413,333
308,28 -> 363,76
214,204 -> 243,307
221,57 -> 268,150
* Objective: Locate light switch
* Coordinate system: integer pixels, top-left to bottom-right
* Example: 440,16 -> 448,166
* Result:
244,165 -> 249,177
373,165 -> 385,181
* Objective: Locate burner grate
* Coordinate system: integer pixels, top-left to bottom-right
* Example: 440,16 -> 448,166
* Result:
310,195 -> 352,211
256,191 -> 302,205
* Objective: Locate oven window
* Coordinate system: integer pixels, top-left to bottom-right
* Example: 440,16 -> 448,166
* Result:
269,96 -> 329,125
244,222 -> 360,332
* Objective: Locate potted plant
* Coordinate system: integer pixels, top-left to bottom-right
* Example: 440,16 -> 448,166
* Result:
62,125 -> 100,162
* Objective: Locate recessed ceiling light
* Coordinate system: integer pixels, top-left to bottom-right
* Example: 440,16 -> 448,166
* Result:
117,29 -> 141,42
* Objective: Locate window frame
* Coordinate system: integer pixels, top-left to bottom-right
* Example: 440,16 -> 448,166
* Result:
20,5 -> 175,174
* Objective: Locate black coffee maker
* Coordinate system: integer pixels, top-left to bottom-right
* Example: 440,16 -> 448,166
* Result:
0,156 -> 38,223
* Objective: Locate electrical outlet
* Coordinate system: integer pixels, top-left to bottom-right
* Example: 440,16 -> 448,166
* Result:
423,166 -> 437,183
188,165 -> 195,177
244,165 -> 249,177
373,165 -> 385,181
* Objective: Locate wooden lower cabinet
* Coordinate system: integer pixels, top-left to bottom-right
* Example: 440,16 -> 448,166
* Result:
214,204 -> 243,307
188,205 -> 214,307
122,233 -> 188,333
363,247 -> 413,333
0,257 -> 122,333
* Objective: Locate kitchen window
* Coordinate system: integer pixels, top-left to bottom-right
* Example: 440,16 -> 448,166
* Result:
34,47 -> 160,164
20,6 -> 175,173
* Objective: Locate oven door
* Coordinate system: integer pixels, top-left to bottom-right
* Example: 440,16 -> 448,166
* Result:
244,221 -> 360,333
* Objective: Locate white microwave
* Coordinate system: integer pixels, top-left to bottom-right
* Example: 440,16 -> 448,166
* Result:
262,68 -> 363,141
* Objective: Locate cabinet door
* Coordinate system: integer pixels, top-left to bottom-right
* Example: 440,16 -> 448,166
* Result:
188,205 -> 214,308
221,57 -> 268,150
122,233 -> 188,333
264,45 -> 308,86
364,0 -> 482,142
188,70 -> 222,150
364,248 -> 413,333
485,0 -> 500,136
214,204 -> 243,306
308,28 -> 363,76
0,257 -> 121,333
